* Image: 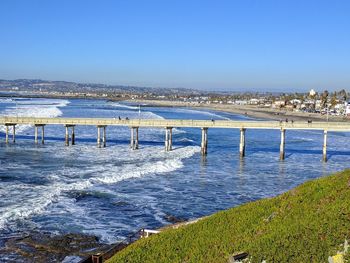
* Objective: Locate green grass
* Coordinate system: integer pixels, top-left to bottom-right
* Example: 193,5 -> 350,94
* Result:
107,170 -> 350,262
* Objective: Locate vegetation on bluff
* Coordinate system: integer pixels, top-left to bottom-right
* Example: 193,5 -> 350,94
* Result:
108,170 -> 350,262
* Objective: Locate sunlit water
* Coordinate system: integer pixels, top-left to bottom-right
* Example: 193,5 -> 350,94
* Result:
1,98 -> 350,261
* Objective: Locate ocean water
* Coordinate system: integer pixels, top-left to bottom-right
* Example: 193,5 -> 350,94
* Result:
1,98 -> 350,261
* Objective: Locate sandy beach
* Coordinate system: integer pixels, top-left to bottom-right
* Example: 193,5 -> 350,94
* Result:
128,99 -> 349,122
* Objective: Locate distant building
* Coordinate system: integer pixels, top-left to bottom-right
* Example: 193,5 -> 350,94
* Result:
334,103 -> 345,115
290,99 -> 302,105
234,100 -> 248,105
315,100 -> 322,110
285,104 -> 295,111
309,89 -> 316,97
248,98 -> 259,105
272,100 -> 286,108
345,101 -> 350,116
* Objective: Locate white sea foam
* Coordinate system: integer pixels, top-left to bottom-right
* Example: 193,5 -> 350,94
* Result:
108,102 -> 139,110
95,147 -> 199,184
0,98 -> 14,103
179,138 -> 195,143
139,111 -> 163,120
293,137 -> 314,142
0,98 -> 69,134
0,145 -> 200,229
174,108 -> 231,120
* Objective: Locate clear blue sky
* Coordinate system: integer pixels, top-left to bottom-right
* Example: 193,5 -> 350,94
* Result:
0,0 -> 349,91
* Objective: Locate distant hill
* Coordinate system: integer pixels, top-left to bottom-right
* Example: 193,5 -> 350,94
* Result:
0,79 -> 201,96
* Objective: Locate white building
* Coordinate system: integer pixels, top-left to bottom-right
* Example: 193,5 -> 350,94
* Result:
272,100 -> 286,108
234,100 -> 248,105
248,98 -> 259,105
290,99 -> 302,105
345,102 -> 350,116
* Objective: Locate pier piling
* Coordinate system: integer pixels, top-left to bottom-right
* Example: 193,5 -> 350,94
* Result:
239,128 -> 246,157
165,127 -> 173,151
201,128 -> 208,155
323,130 -> 327,162
97,126 -> 101,148
97,125 -> 106,148
169,127 -> 172,151
34,126 -> 38,144
65,126 -> 70,146
103,126 -> 106,147
41,125 -> 45,144
130,127 -> 139,150
71,126 -> 75,145
130,127 -> 134,149
135,127 -> 139,149
165,128 -> 169,151
12,125 -> 15,143
5,125 -> 9,144
280,128 -> 285,160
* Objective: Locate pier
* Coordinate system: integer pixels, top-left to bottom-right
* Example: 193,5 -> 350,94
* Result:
2,116 -> 350,161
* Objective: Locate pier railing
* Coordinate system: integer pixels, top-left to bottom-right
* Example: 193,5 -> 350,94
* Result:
1,116 -> 350,130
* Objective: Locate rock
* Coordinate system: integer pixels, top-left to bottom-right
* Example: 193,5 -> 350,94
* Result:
163,214 -> 186,224
0,231 -> 110,263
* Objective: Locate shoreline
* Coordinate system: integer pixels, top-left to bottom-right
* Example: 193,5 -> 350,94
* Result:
128,99 -> 349,122
2,94 -> 347,123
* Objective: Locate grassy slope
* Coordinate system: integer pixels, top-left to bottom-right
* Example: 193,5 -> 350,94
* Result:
108,170 -> 350,262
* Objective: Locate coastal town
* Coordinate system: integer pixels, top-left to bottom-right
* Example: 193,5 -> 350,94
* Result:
1,79 -> 350,118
